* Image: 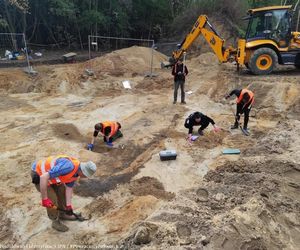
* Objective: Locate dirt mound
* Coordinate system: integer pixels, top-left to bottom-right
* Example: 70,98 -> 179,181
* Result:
135,75 -> 172,92
193,130 -> 229,149
129,177 -> 175,200
87,46 -> 167,76
190,52 -> 220,66
51,123 -> 89,142
0,46 -> 167,94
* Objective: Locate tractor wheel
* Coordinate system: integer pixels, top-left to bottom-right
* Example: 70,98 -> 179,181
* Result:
249,48 -> 278,75
295,54 -> 300,69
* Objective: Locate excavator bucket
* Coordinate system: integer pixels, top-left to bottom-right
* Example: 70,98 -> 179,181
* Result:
161,61 -> 172,68
161,57 -> 176,68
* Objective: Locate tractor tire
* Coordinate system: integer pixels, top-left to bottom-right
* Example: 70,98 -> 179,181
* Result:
295,53 -> 300,69
249,48 -> 278,75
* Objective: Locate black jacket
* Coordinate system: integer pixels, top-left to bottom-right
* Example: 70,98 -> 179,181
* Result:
172,62 -> 188,81
185,112 -> 215,134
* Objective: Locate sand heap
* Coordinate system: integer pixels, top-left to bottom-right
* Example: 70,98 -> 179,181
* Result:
0,46 -> 167,94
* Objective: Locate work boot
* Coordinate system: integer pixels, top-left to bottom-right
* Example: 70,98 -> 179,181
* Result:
52,220 -> 69,232
181,101 -> 186,104
59,214 -> 78,221
231,122 -> 239,129
173,101 -> 176,104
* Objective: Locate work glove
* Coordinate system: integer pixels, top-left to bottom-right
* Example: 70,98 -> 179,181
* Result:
187,134 -> 193,144
65,205 -> 73,215
106,142 -> 113,147
42,198 -> 54,208
225,94 -> 230,99
213,126 -> 221,132
87,143 -> 94,151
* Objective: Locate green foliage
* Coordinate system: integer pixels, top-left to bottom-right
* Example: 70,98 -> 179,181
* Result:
0,0 -> 298,46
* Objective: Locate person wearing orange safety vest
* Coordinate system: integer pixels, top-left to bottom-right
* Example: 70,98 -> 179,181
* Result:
225,88 -> 254,132
87,121 -> 122,150
31,155 -> 97,232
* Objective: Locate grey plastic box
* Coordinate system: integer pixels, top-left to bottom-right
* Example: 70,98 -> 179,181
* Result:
159,150 -> 177,161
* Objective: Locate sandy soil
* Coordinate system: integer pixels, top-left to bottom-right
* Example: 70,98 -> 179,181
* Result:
0,47 -> 299,249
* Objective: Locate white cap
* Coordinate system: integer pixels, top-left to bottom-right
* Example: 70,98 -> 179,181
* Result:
80,161 -> 97,178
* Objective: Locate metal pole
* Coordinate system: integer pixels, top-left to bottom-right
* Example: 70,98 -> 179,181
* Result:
150,41 -> 154,77
23,33 -> 31,72
297,9 -> 300,31
88,35 -> 91,60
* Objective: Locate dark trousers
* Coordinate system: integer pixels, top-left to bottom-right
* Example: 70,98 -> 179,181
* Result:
184,120 -> 209,134
235,105 -> 251,129
103,129 -> 123,143
174,80 -> 185,102
31,171 -> 66,220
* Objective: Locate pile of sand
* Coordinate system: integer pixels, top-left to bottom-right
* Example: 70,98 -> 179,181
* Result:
87,46 -> 167,76
0,46 -> 168,94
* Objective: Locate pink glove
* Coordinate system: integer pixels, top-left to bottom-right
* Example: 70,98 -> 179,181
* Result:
213,126 -> 221,132
187,135 -> 193,144
42,198 -> 54,208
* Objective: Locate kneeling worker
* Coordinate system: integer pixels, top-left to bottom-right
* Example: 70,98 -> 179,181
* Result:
184,112 -> 220,142
88,121 -> 122,150
31,155 -> 97,232
225,88 -> 254,133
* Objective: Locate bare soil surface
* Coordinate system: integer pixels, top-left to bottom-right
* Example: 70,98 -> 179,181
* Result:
0,47 -> 299,249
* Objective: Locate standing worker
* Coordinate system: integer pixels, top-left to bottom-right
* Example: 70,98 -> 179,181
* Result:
225,88 -> 254,134
87,121 -> 122,150
184,111 -> 220,143
31,155 -> 97,232
172,58 -> 188,104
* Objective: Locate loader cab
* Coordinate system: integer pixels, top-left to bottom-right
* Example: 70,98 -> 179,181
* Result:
245,6 -> 292,48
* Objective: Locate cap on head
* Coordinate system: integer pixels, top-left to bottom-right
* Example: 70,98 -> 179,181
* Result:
80,161 -> 97,178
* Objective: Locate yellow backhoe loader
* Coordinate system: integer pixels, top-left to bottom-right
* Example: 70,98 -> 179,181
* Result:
163,5 -> 300,75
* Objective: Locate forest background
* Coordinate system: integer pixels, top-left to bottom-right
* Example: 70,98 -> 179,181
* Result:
0,0 -> 299,49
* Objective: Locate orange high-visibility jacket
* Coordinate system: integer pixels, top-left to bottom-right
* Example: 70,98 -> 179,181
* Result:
101,121 -> 119,137
236,89 -> 254,105
35,155 -> 80,185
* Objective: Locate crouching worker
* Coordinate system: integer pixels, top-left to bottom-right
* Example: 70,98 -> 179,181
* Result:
87,121 -> 123,150
31,155 -> 97,232
184,112 -> 220,143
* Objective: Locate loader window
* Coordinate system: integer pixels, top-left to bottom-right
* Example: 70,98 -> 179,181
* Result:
270,10 -> 291,47
246,13 -> 269,39
246,9 -> 291,47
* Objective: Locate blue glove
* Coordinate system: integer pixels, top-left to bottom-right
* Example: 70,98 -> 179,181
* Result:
106,142 -> 113,147
87,143 -> 94,151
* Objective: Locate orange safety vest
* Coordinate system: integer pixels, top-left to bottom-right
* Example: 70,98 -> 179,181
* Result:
101,121 -> 119,137
35,155 -> 80,185
236,89 -> 254,105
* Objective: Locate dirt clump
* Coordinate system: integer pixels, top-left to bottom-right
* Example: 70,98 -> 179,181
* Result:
129,177 -> 175,200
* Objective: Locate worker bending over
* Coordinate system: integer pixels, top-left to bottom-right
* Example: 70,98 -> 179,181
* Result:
225,88 -> 254,132
31,155 -> 97,232
185,112 -> 220,142
88,121 -> 122,150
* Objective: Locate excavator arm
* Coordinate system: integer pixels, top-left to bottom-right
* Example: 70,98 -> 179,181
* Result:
166,15 -> 236,66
